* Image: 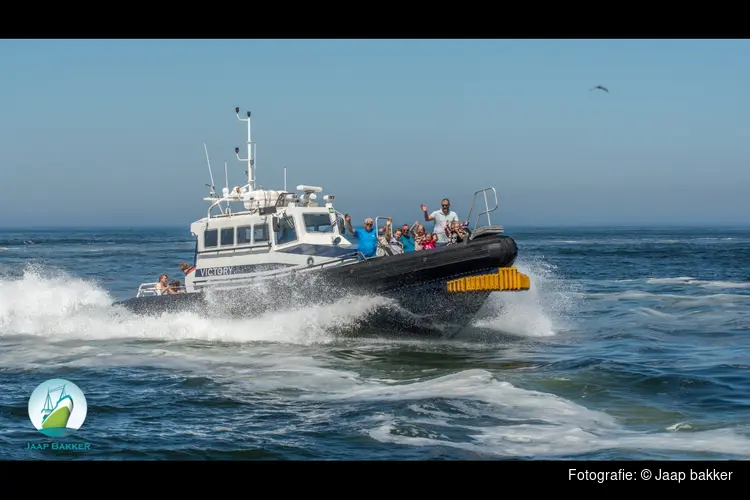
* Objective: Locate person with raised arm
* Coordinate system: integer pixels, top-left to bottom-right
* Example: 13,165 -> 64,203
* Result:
344,214 -> 379,259
421,198 -> 458,247
380,219 -> 404,255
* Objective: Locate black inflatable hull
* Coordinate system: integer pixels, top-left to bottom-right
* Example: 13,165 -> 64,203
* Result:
113,233 -> 518,336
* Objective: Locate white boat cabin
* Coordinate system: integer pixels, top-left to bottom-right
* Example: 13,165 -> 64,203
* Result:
182,185 -> 360,293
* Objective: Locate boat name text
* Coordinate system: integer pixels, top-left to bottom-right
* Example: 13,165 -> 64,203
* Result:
198,266 -> 235,277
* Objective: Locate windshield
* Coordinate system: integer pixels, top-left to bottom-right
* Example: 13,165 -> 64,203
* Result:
303,213 -> 334,233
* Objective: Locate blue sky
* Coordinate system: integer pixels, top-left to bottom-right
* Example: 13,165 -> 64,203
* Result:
1,39 -> 748,228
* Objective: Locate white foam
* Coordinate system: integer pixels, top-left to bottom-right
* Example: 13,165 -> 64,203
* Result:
349,369 -> 750,459
0,263 -> 390,347
471,258 -> 581,338
541,237 -> 746,246
647,276 -> 750,289
585,290 -> 749,304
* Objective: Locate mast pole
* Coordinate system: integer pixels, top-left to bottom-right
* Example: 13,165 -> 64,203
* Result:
234,106 -> 254,190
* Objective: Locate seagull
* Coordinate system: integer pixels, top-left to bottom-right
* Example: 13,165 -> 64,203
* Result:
590,85 -> 609,93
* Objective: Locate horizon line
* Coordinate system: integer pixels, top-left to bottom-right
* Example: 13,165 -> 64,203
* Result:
3,222 -> 750,231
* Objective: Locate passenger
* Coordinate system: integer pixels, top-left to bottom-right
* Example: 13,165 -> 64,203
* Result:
446,220 -> 468,244
167,280 -> 184,294
398,223 -> 416,252
420,199 -> 459,247
178,262 -> 196,275
344,214 -> 378,259
380,219 -> 404,255
422,233 -> 436,249
458,221 -> 470,240
154,274 -> 170,295
413,222 -> 427,251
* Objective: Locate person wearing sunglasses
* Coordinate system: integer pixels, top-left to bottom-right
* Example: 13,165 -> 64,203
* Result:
344,214 -> 379,259
420,198 -> 458,247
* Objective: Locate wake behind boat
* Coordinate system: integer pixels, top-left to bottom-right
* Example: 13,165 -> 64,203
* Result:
113,106 -> 532,335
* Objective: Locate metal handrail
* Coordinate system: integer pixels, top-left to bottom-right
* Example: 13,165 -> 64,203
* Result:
136,282 -> 187,298
465,187 -> 499,233
374,216 -> 397,256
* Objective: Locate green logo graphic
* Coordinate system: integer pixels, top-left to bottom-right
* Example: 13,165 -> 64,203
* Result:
28,379 -> 88,437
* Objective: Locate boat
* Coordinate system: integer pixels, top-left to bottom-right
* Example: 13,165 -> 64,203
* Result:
41,384 -> 74,432
113,106 -> 532,335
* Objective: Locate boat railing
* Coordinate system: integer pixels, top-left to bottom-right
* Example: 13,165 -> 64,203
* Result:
465,187 -> 499,234
374,216 -> 396,256
136,282 -> 188,298
206,183 -> 250,218
204,186 -> 300,219
311,252 -> 363,268
208,198 -> 228,218
375,216 -> 394,234
334,209 -> 347,234
275,191 -> 298,208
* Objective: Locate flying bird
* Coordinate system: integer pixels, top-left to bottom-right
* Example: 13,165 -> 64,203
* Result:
590,85 -> 609,93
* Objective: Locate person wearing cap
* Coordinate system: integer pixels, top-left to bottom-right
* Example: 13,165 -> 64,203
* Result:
344,214 -> 379,259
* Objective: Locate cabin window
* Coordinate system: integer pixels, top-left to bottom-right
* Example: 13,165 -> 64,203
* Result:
303,213 -> 334,233
220,227 -> 234,246
254,223 -> 269,242
275,216 -> 297,245
237,225 -> 252,245
204,229 -> 218,248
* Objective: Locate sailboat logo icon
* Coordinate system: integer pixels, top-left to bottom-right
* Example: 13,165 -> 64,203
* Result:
28,379 -> 88,437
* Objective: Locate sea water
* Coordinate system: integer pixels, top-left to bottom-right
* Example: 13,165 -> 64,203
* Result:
0,226 -> 748,460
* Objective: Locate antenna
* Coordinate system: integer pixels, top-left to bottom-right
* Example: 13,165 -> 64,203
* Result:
204,142 -> 216,197
234,106 -> 254,191
204,142 -> 224,211
284,165 -> 287,192
224,161 -> 229,195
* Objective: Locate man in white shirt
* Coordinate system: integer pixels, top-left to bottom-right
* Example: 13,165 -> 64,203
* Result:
421,198 -> 458,246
